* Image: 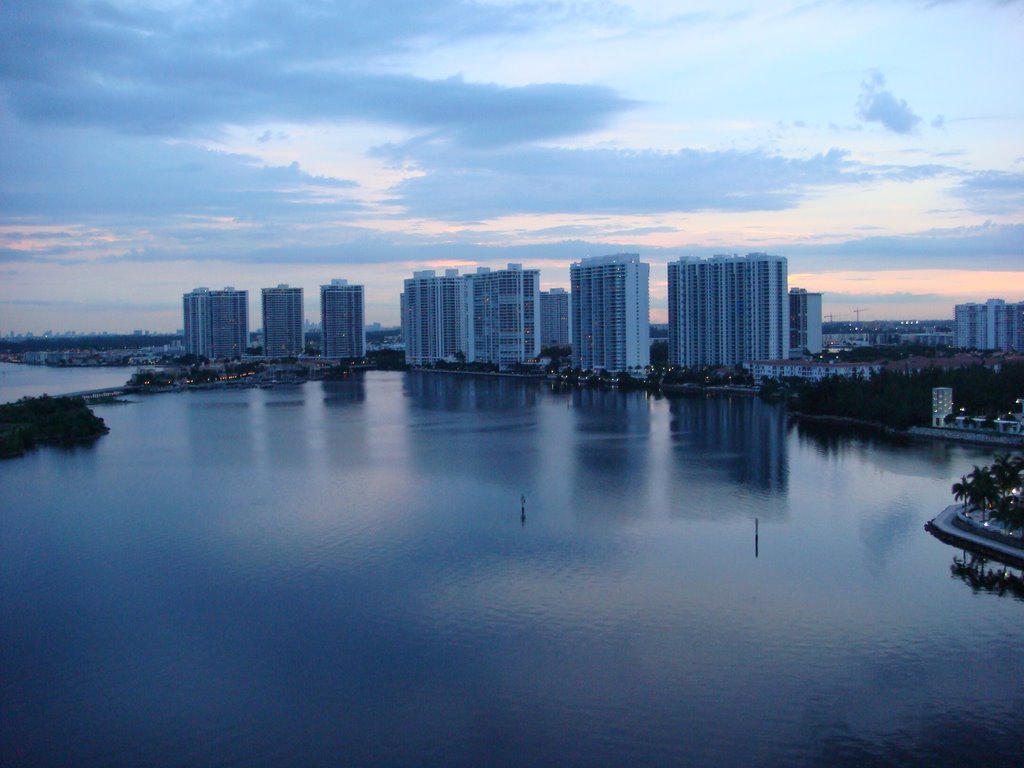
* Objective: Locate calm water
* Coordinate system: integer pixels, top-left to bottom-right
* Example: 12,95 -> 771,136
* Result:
2,370 -> 1021,766
0,361 -> 136,403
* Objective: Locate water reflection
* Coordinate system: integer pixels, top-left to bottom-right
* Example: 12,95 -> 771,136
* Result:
667,395 -> 788,504
261,388 -> 311,469
402,373 -> 541,490
793,420 -> 992,479
321,376 -> 366,408
403,372 -> 539,412
570,389 -> 653,520
185,393 -> 256,467
950,552 -> 1024,601
4,370 -> 1023,767
320,379 -> 369,468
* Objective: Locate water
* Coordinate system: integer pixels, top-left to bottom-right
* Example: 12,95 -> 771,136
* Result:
0,361 -> 136,403
2,370 -> 1021,766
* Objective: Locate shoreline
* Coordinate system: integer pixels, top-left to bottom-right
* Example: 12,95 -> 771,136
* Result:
926,504 -> 1024,569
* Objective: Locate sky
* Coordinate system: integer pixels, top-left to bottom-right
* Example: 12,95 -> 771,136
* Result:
1,0 -> 1022,334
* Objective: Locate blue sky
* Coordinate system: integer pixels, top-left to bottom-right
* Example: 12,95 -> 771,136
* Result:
1,0 -> 1022,332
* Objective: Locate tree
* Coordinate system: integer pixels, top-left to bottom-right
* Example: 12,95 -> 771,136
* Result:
951,475 -> 970,508
966,465 -> 998,521
991,454 -> 1022,499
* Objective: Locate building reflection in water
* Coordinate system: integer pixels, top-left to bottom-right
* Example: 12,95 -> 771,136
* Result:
186,395 -> 256,468
668,394 -> 788,497
321,376 -> 366,408
319,376 -> 368,468
570,388 -> 653,521
402,371 -> 539,413
401,372 -> 541,488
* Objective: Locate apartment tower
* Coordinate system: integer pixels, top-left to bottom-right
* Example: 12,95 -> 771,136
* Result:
667,254 -> 788,368
464,264 -> 540,369
320,279 -> 365,359
540,288 -> 571,348
401,269 -> 465,366
261,284 -> 304,357
788,288 -> 823,357
570,254 -> 650,372
954,299 -> 1024,351
183,286 -> 249,359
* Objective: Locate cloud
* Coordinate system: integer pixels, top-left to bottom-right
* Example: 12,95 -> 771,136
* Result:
951,171 -> 1024,215
857,72 -> 922,134
781,221 -> 1024,271
376,141 -> 949,221
0,0 -> 632,147
0,123 -> 362,222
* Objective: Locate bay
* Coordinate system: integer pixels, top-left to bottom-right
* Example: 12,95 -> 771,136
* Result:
0,361 -> 136,404
1,369 -> 1020,766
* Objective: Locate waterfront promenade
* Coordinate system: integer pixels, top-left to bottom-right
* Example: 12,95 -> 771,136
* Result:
926,504 -> 1024,569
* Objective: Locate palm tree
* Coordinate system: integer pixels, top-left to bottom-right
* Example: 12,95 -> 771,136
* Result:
951,475 -> 971,510
991,454 -> 1022,499
966,465 -> 998,521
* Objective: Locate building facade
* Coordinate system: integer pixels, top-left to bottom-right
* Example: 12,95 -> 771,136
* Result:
261,284 -> 304,357
954,299 -> 1024,351
667,253 -> 788,368
320,279 -> 365,359
932,387 -> 953,428
748,359 -> 882,383
401,269 -> 465,366
540,288 -> 571,348
183,286 -> 249,359
570,254 -> 650,372
464,264 -> 540,369
788,287 -> 822,357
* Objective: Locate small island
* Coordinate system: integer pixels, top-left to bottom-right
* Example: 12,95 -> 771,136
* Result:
0,395 -> 109,459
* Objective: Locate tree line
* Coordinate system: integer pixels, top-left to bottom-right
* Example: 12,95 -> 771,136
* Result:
788,362 -> 1024,431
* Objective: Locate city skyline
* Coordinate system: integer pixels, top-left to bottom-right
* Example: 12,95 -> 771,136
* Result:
1,1 -> 1022,334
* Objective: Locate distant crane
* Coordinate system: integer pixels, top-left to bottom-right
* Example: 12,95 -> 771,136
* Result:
853,307 -> 868,322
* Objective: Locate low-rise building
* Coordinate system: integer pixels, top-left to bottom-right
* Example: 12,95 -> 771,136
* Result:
748,359 -> 883,383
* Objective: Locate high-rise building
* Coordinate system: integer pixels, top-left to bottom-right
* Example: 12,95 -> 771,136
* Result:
540,288 -> 571,348
954,299 -> 1024,351
320,279 -> 365,359
788,288 -> 823,357
464,264 -> 540,369
261,284 -> 304,357
667,253 -> 788,368
183,288 -> 211,359
401,269 -> 466,366
183,286 -> 249,359
570,254 -> 650,372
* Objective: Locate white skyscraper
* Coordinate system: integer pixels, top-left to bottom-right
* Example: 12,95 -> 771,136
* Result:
464,264 -> 540,369
789,287 -> 823,357
570,254 -> 650,372
183,286 -> 249,359
261,284 -> 304,357
401,269 -> 465,366
667,253 -> 788,367
954,299 -> 1024,351
540,288 -> 571,348
183,287 -> 211,359
320,279 -> 365,359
